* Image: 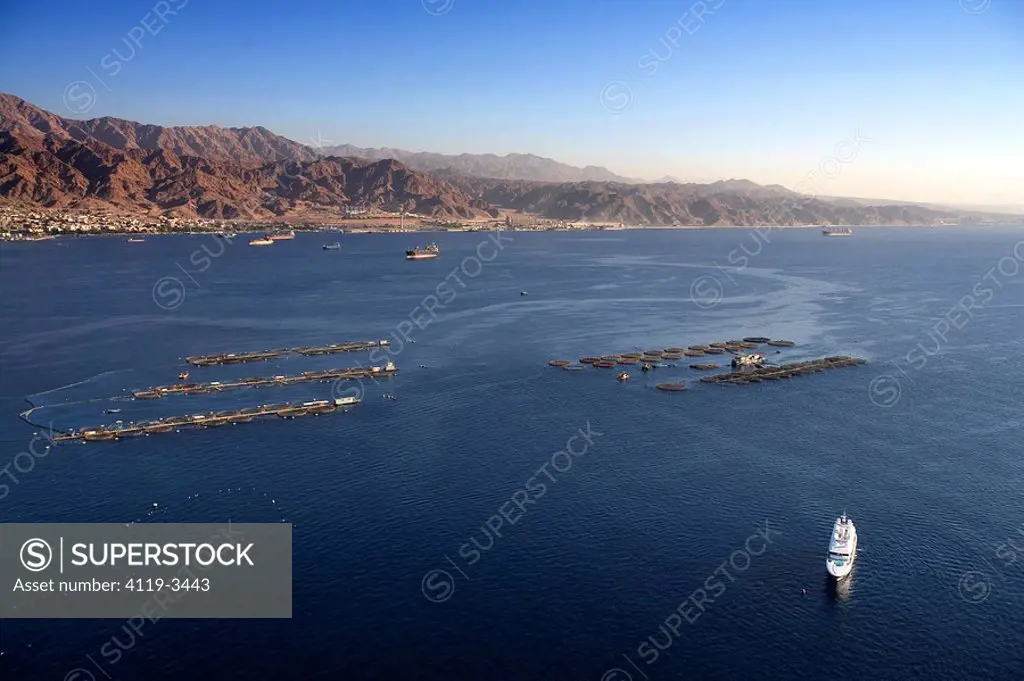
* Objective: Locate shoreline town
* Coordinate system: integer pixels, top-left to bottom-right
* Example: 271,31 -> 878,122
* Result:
0,205 -> 990,242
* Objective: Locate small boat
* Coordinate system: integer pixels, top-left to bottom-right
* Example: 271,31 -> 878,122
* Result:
520,291 -> 528,296
249,237 -> 274,246
178,371 -> 189,381
406,243 -> 439,260
618,372 -> 630,381
641,363 -> 651,372
323,242 -> 340,250
104,408 -> 122,414
826,513 -> 858,580
268,230 -> 296,240
732,353 -> 766,368
127,237 -> 145,243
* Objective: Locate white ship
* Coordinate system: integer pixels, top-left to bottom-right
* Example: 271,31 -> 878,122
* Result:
731,353 -> 766,368
825,513 -> 858,580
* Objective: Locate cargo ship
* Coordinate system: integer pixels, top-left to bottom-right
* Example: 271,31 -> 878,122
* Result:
822,227 -> 853,237
406,243 -> 439,260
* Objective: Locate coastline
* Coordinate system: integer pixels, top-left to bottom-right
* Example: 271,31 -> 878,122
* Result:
2,222 -> 992,242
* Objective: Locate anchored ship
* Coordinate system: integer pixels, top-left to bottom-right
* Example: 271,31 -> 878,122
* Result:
322,242 -> 341,250
406,243 -> 439,260
249,237 -> 274,246
822,227 -> 853,237
826,513 -> 858,580
267,230 -> 296,240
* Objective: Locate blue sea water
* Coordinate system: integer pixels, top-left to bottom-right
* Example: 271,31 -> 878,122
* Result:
1,226 -> 1023,680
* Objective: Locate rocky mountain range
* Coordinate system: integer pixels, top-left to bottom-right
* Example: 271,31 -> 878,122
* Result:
319,144 -> 640,184
1,93 -> 1015,226
430,171 -> 959,226
0,94 -> 492,219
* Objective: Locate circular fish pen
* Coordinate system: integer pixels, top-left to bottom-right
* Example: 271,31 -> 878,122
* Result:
579,357 -> 599,364
664,347 -> 685,354
766,340 -> 796,347
594,361 -> 617,369
662,353 -> 683,361
684,350 -> 705,357
743,337 -> 771,344
656,382 -> 687,392
690,363 -> 719,370
621,352 -> 643,359
549,359 -> 571,367
617,357 -> 640,365
704,347 -> 726,355
709,342 -> 728,348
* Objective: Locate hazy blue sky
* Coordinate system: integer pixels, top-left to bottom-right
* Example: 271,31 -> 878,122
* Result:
1,0 -> 1021,205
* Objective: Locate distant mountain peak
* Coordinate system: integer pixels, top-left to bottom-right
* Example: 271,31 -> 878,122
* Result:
317,143 -> 640,184
2,93 -> 1014,227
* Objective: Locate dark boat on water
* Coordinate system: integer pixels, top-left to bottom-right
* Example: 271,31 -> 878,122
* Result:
323,243 -> 341,250
406,243 -> 439,260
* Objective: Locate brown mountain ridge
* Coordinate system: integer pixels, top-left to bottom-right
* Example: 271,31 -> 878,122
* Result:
0,94 -> 493,219
1,94 -> 1012,225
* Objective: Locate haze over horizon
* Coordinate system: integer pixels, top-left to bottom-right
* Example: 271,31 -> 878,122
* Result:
1,0 -> 1021,207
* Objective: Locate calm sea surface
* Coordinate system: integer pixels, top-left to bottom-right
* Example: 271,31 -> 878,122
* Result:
1,227 -> 1023,680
